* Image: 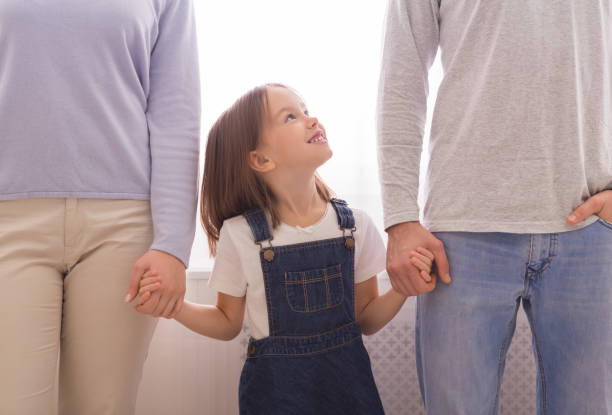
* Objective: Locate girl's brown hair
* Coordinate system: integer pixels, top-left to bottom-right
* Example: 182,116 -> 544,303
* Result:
201,83 -> 332,256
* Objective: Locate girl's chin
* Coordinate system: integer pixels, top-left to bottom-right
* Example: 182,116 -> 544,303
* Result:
317,149 -> 333,165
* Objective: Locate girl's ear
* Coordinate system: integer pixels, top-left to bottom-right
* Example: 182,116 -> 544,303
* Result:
248,150 -> 276,173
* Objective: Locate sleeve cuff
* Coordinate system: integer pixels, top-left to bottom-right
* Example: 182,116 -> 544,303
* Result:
150,243 -> 191,269
208,279 -> 247,298
383,211 -> 420,231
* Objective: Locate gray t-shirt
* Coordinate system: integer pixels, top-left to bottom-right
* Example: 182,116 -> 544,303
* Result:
377,0 -> 612,233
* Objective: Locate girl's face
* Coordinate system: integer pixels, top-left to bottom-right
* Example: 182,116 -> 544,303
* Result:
257,86 -> 332,172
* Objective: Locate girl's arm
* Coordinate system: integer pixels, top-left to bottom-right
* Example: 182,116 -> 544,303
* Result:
355,276 -> 407,336
174,293 -> 246,341
355,247 -> 434,335
137,271 -> 245,341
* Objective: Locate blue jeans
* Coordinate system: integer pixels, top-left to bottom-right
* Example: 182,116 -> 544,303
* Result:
416,219 -> 612,415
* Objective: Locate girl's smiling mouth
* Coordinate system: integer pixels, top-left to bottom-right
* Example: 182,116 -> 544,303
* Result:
307,131 -> 327,144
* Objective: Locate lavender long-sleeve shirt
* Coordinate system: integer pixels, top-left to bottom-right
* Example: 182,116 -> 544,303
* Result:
378,0 -> 612,233
0,0 -> 200,266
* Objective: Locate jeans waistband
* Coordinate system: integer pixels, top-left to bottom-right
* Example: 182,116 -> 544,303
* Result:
246,321 -> 361,358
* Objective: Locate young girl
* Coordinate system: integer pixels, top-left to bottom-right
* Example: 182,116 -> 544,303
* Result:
136,83 -> 435,414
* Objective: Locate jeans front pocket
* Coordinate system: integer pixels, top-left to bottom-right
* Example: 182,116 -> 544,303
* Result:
597,217 -> 612,231
284,264 -> 344,313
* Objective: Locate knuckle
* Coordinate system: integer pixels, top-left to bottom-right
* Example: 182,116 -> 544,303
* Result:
387,263 -> 401,276
431,239 -> 444,250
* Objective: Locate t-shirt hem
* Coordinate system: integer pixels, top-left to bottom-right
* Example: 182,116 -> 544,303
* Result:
0,191 -> 151,201
422,216 -> 599,234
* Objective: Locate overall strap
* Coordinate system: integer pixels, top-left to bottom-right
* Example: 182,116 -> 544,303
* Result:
330,198 -> 355,230
243,208 -> 273,243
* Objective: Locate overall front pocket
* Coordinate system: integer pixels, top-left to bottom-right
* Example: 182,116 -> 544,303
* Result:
284,264 -> 344,313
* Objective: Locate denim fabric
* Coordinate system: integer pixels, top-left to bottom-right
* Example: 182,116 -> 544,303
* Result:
416,219 -> 612,415
239,199 -> 384,415
330,198 -> 356,229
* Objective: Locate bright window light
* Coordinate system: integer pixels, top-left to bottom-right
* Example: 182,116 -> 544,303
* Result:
189,1 -> 443,269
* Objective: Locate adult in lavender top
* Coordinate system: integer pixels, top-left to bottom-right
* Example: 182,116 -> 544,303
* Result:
0,0 -> 200,413
378,0 -> 612,413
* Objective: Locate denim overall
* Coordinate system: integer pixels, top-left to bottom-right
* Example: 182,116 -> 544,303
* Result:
238,199 -> 385,415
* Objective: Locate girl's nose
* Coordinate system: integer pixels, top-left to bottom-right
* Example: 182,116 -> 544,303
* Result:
307,116 -> 318,128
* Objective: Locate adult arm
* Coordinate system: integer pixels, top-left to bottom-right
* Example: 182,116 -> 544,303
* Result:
377,0 -> 451,296
125,0 -> 201,318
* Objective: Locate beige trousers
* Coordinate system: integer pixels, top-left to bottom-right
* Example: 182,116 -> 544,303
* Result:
0,198 -> 158,415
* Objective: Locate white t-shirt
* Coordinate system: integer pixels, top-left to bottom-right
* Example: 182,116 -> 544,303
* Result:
208,203 -> 387,340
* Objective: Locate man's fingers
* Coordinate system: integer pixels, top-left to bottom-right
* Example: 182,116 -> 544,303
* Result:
386,265 -> 416,296
388,260 -> 433,294
430,240 -> 451,284
568,193 -> 604,224
388,275 -> 410,297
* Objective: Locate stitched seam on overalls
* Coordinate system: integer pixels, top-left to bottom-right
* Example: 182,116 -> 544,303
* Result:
348,255 -> 356,320
302,272 -> 309,312
246,334 -> 361,358
263,263 -> 276,335
284,272 -> 344,313
284,273 -> 342,284
256,321 -> 357,340
272,238 -> 345,252
324,267 -> 331,308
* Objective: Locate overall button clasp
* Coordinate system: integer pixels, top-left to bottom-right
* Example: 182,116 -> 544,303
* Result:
263,249 -> 275,262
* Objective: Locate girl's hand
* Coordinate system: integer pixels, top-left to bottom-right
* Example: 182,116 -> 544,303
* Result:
409,247 -> 435,283
135,270 -> 162,308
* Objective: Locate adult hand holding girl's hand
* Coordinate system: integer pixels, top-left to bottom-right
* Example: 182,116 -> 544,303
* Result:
386,221 -> 451,297
567,190 -> 612,224
124,249 -> 186,318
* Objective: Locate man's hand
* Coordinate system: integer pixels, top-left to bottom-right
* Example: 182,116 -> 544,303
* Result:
386,221 -> 452,297
124,250 -> 186,319
567,190 -> 612,224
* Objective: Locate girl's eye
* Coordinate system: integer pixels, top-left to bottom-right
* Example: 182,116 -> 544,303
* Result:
285,114 -> 296,122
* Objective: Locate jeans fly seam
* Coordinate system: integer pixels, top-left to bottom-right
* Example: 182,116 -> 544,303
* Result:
525,234 -> 535,282
493,299 -> 520,415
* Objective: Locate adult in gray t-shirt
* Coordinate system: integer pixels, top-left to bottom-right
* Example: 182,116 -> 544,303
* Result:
377,1 -> 612,413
